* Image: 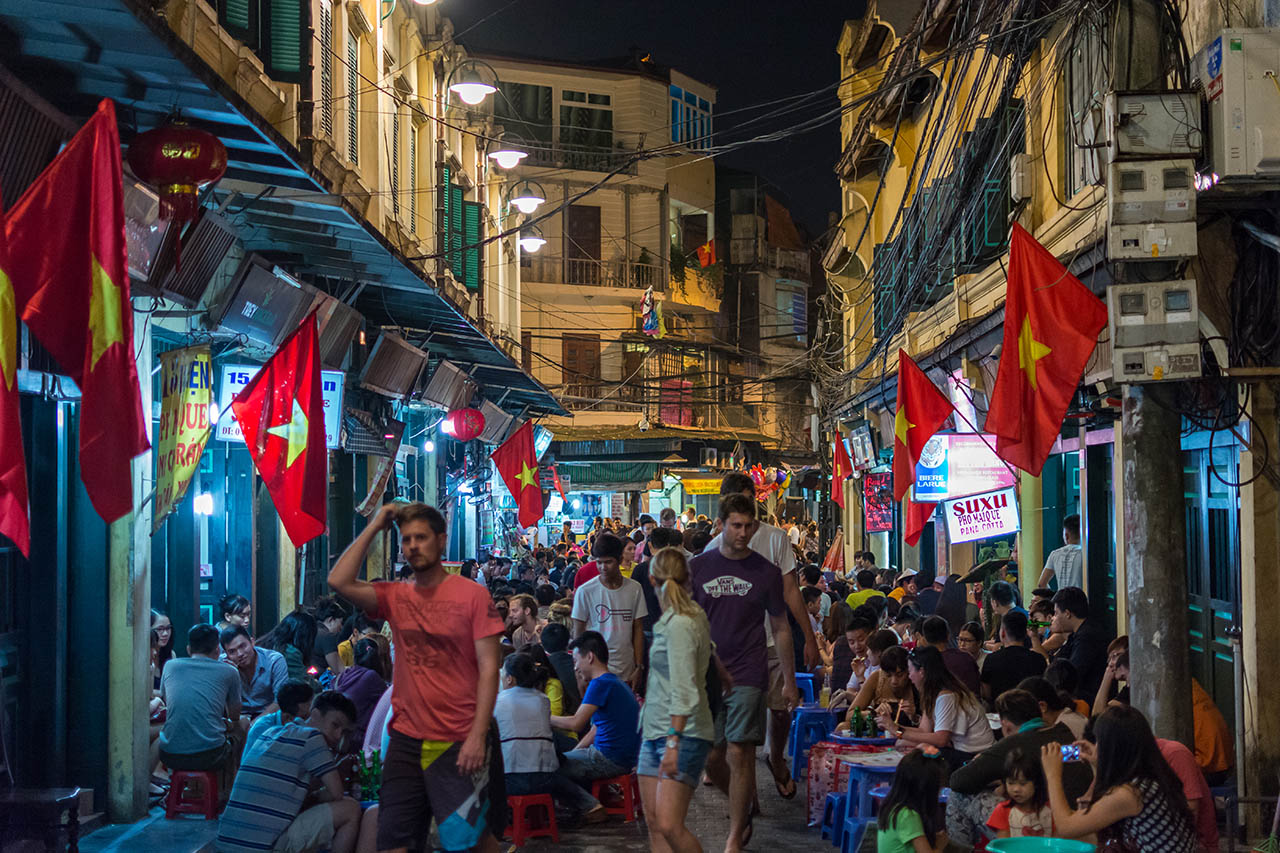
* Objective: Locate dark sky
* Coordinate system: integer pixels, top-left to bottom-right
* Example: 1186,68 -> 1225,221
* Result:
447,0 -> 871,235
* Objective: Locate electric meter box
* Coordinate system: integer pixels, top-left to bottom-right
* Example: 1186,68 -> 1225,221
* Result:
1192,29 -> 1280,178
1106,159 -> 1196,223
1106,221 -> 1198,259
1107,280 -> 1202,383
1104,91 -> 1203,161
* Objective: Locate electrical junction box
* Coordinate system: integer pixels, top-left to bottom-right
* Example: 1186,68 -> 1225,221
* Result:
1107,159 -> 1196,223
1192,29 -> 1280,179
1104,91 -> 1203,161
1107,280 -> 1202,383
1106,221 -> 1198,260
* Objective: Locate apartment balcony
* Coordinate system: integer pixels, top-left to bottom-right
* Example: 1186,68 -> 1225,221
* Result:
525,141 -> 640,175
523,255 -> 666,289
767,246 -> 811,279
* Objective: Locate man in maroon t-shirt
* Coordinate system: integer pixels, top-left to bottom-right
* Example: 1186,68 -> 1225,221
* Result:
692,493 -> 798,852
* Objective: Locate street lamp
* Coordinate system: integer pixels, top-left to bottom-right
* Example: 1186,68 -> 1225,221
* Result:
508,178 -> 546,214
487,136 -> 528,169
518,224 -> 546,253
410,0 -> 438,5
447,60 -> 498,106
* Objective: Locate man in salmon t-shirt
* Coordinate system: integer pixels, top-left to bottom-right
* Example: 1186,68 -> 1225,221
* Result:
329,502 -> 504,853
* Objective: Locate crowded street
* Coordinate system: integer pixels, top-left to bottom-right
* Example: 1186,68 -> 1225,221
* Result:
0,0 -> 1278,852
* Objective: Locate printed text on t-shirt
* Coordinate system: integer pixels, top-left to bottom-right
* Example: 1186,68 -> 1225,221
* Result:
701,576 -> 754,597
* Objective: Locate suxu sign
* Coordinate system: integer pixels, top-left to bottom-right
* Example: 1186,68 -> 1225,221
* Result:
943,487 -> 1019,544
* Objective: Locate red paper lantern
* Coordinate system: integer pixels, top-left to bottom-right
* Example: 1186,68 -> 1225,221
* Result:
445,407 -> 486,442
127,119 -> 228,225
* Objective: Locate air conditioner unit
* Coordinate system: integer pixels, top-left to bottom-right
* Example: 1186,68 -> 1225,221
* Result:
1103,91 -> 1202,162
123,178 -> 178,286
208,254 -> 317,346
145,209 -> 238,307
477,399 -> 515,444
309,291 -> 362,368
1107,280 -> 1202,383
1193,29 -> 1280,178
359,331 -> 428,398
700,448 -> 718,467
418,359 -> 476,410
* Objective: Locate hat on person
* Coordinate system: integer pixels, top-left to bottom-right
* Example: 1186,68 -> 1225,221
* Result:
898,569 -> 918,582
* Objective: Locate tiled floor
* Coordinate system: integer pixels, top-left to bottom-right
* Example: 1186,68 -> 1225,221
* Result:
78,805 -> 218,853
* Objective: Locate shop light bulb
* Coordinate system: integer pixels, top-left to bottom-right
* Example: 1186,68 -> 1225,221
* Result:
450,82 -> 496,105
193,493 -> 214,516
440,416 -> 456,436
572,499 -> 581,510
422,439 -> 435,453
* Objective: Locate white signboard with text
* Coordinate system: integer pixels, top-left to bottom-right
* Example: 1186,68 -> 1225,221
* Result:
943,487 -> 1020,544
215,363 -> 344,450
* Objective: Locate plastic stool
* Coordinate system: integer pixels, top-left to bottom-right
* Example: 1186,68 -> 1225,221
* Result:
795,672 -> 816,704
503,794 -> 558,846
787,706 -> 836,782
590,773 -> 641,822
840,814 -> 872,853
821,792 -> 847,846
164,770 -> 219,820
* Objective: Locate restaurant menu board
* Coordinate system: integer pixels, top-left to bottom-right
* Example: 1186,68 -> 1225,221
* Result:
914,433 -> 1017,501
864,472 -> 893,533
943,487 -> 1020,544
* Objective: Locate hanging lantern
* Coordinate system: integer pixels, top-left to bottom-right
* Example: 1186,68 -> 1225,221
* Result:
127,119 -> 228,225
444,407 -> 486,442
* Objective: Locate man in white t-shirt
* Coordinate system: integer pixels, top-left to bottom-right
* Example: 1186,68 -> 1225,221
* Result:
788,520 -> 802,547
1037,514 -> 1083,590
571,532 -> 647,688
705,472 -> 817,799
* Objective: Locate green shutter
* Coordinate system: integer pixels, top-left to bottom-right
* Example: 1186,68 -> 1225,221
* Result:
219,0 -> 254,40
463,200 -> 482,291
264,0 -> 304,82
447,184 -> 464,280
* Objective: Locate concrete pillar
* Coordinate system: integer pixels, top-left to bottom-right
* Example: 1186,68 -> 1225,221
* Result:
1018,470 -> 1042,605
279,519 -> 298,611
1112,422 -> 1128,631
1237,383 -> 1280,810
1121,385 -> 1192,742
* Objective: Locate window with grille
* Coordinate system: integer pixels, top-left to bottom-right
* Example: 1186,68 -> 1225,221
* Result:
319,1 -> 333,138
346,31 -> 359,165
408,124 -> 417,233
391,108 -> 401,218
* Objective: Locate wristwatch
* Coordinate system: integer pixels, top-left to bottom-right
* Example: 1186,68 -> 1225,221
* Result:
666,736 -> 680,749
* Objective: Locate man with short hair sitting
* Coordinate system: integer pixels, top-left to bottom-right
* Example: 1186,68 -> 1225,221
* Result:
244,679 -> 315,754
550,630 -> 641,786
156,624 -> 242,779
921,615 -> 981,696
945,689 -> 1093,847
220,624 -> 289,718
217,691 -> 363,853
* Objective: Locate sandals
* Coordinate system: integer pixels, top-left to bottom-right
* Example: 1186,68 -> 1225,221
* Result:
769,758 -> 797,800
741,811 -> 755,847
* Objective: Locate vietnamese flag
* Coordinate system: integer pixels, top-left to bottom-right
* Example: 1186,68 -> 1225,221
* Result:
831,434 -> 852,508
696,239 -> 717,268
0,200 -> 29,556
232,314 -> 327,546
904,499 -> 936,548
491,421 -> 542,528
893,349 -> 952,501
5,99 -> 149,523
986,224 -> 1108,475
551,463 -> 568,505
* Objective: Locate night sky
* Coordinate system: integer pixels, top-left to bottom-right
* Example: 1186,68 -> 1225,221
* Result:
446,0 -> 880,235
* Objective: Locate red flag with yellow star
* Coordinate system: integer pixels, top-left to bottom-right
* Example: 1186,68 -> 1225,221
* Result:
5,99 -> 149,523
986,224 -> 1107,475
232,315 -> 327,546
893,350 -> 952,502
904,498 -> 935,548
0,197 -> 30,556
831,434 -> 852,509
491,420 -> 542,528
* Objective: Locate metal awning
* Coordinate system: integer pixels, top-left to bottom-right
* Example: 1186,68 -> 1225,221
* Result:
0,0 -> 565,417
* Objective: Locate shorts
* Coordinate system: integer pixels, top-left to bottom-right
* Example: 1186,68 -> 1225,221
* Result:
378,729 -> 493,852
272,803 -> 334,853
714,686 -> 767,745
636,736 -> 713,788
766,648 -> 788,712
159,740 -> 232,771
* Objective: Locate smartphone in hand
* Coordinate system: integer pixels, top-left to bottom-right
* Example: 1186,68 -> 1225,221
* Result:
1060,744 -> 1082,761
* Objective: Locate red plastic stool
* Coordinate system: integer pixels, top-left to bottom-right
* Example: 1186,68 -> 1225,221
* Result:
590,773 -> 642,822
503,794 -> 559,846
165,770 -> 220,819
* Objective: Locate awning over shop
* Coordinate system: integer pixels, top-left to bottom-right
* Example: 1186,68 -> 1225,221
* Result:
0,0 -> 564,417
549,424 -> 773,444
557,462 -> 658,492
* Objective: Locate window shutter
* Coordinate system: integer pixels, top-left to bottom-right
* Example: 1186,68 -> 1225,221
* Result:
263,0 -> 304,82
346,32 -> 359,165
319,1 -> 333,138
462,200 -> 482,291
218,0 -> 255,43
409,125 -> 417,233
447,183 -> 464,281
391,108 -> 401,218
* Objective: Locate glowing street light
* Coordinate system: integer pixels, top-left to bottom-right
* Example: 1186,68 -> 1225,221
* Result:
488,142 -> 528,169
518,225 -> 546,253
508,179 -> 546,214
447,60 -> 498,106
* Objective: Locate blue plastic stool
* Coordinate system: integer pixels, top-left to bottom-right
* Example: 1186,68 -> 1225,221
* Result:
840,814 -> 872,853
821,792 -> 847,846
787,706 -> 836,782
795,672 -> 817,704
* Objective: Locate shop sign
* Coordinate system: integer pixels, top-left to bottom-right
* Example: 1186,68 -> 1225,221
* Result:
863,472 -> 893,533
153,346 -> 212,533
914,433 -> 1016,501
682,478 -> 722,494
943,487 -> 1019,544
215,363 -> 343,449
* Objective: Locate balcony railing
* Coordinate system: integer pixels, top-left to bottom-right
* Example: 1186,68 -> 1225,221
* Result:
523,255 -> 666,289
768,246 -> 811,278
524,142 -> 640,175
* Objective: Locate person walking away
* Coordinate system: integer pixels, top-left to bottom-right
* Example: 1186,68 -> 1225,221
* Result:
694,494 -> 798,851
1037,514 -> 1083,590
327,502 -> 504,853
638,547 -> 714,853
570,533 -> 647,688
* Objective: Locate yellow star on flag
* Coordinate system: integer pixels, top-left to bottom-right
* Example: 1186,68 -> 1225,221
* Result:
266,398 -> 309,467
88,256 -> 123,370
0,268 -> 15,392
894,406 -> 915,446
516,460 -> 538,490
1018,314 -> 1052,391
